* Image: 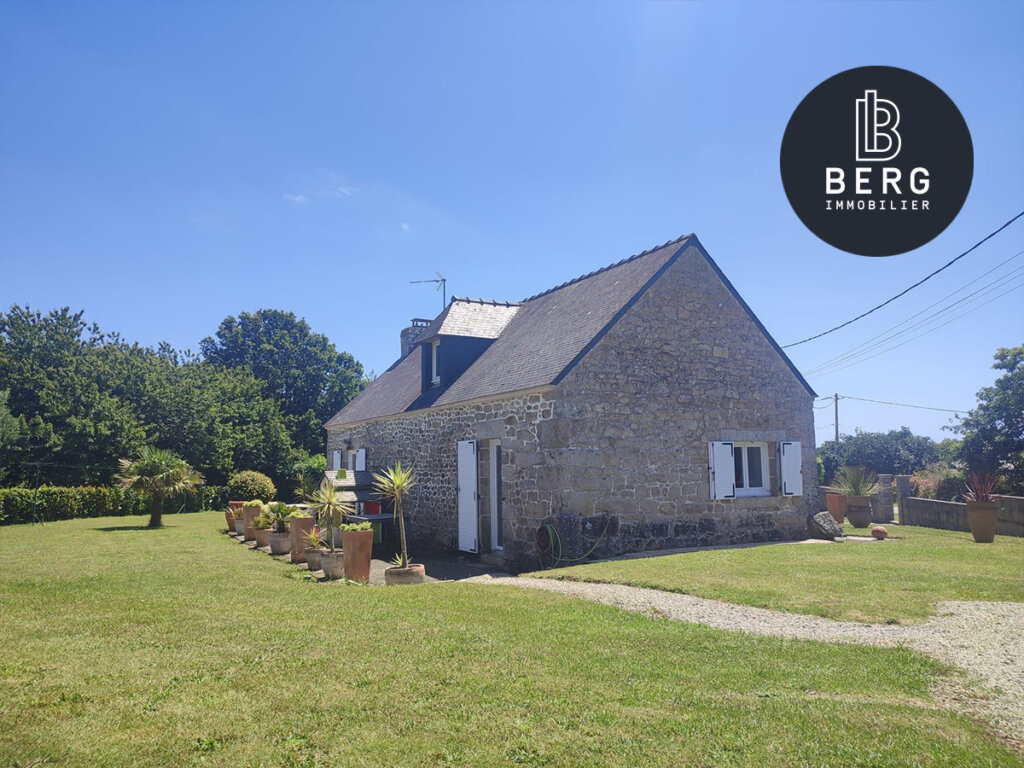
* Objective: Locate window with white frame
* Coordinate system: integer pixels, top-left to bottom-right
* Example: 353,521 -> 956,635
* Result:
431,341 -> 440,385
732,442 -> 769,497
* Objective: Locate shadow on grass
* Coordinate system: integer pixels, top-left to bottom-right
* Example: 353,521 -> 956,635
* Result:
93,524 -> 168,532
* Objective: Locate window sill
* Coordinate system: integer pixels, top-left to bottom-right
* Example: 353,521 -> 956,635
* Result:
735,489 -> 771,498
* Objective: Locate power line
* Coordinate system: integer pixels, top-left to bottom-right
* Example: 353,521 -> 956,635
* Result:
806,279 -> 1024,378
805,252 -> 1024,375
782,209 -> 1024,348
837,394 -> 968,413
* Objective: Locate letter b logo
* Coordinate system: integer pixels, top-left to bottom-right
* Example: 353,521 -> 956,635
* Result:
856,89 -> 901,162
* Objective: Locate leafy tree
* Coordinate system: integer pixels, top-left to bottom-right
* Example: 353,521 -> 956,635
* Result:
953,345 -> 1024,493
199,310 -> 365,454
291,453 -> 327,502
116,446 -> 203,528
817,427 -> 937,481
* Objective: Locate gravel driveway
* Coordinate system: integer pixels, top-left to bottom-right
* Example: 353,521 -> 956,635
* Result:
464,574 -> 1024,752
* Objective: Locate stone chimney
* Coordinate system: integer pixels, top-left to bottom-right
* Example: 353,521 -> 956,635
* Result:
400,318 -> 432,359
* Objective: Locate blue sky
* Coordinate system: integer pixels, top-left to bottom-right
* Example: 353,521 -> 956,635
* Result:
1,1 -> 1021,444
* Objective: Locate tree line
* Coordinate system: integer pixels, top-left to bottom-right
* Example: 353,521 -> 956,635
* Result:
0,306 -> 366,492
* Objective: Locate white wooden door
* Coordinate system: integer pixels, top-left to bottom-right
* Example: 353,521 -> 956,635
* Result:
355,448 -> 367,472
457,440 -> 478,553
332,450 -> 342,471
347,451 -> 356,472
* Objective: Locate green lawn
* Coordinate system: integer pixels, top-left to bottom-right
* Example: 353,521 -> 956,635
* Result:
530,524 -> 1024,624
1,513 -> 1020,767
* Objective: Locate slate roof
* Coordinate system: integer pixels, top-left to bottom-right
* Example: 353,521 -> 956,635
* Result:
419,298 -> 521,340
326,233 -> 813,428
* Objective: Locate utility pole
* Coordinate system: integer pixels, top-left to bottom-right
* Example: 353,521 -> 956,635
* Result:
834,393 -> 839,443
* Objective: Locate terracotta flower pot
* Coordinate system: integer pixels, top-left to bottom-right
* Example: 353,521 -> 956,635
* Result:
342,529 -> 374,583
254,528 -> 270,548
242,507 -> 261,542
233,518 -> 245,536
289,517 -> 316,564
845,496 -> 872,528
825,493 -> 847,526
384,563 -> 426,586
321,551 -> 345,580
224,510 -> 235,531
228,500 -> 245,517
967,501 -> 997,543
305,547 -> 325,572
268,531 -> 291,555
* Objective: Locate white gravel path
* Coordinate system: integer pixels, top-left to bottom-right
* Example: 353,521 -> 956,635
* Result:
464,574 -> 1024,751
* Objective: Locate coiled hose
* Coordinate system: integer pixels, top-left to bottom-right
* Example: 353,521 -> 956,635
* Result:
538,521 -> 610,569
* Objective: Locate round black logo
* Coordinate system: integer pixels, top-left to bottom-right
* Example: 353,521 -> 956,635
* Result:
780,66 -> 973,257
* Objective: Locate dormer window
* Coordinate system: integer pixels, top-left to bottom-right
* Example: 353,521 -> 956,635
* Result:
431,340 -> 440,385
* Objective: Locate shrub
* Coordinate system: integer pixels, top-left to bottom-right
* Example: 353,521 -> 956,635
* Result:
0,485 -> 228,526
339,521 -> 372,532
910,463 -> 965,501
227,471 -> 276,502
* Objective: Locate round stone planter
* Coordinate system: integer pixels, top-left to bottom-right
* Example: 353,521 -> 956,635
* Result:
242,507 -> 261,541
254,528 -> 270,548
289,517 -> 316,564
268,531 -> 291,555
233,518 -> 245,536
305,547 -> 325,572
845,496 -> 872,528
384,563 -> 426,586
342,529 -> 374,583
967,501 -> 997,543
321,551 -> 345,580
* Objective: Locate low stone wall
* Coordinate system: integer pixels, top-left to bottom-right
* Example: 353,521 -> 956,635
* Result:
900,496 -> 1024,537
871,474 -> 894,522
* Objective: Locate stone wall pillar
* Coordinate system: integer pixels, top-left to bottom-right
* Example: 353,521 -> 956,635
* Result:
871,474 -> 894,523
894,475 -> 912,523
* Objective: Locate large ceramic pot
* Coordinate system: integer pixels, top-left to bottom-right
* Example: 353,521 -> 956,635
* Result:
305,547 -> 325,572
268,531 -> 291,555
233,517 -> 245,536
845,496 -> 872,528
254,528 -> 270,548
228,500 -> 245,518
242,507 -> 261,542
289,516 -> 316,564
321,551 -> 345,580
384,563 -> 426,586
825,493 -> 847,526
967,501 -> 997,543
224,509 -> 235,531
342,529 -> 374,583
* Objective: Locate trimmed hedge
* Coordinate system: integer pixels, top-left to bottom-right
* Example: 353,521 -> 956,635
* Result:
0,485 -> 229,526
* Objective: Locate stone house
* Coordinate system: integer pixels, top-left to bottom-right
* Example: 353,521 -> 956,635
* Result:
326,233 -> 818,569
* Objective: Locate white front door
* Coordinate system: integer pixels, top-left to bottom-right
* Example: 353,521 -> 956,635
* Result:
332,450 -> 342,471
355,448 -> 367,471
489,440 -> 502,551
457,439 -> 478,553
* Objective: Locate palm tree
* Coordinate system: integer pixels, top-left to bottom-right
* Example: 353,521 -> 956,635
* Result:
116,446 -> 203,528
308,479 -> 352,553
372,463 -> 416,568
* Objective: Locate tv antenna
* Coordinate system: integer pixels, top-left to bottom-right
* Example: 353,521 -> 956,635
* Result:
410,272 -> 447,310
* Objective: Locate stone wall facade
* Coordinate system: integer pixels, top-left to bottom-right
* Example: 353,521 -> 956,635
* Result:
326,245 -> 818,568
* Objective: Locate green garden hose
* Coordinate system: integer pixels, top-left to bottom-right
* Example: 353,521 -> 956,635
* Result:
539,520 -> 610,568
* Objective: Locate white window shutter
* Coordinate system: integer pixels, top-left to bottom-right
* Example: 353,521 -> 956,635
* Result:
708,441 -> 735,500
457,440 -> 478,552
332,450 -> 342,471
347,451 -> 356,472
355,448 -> 367,472
780,441 -> 803,496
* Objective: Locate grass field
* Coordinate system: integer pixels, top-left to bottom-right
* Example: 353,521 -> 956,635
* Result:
1,512 -> 1021,767
530,524 -> 1024,624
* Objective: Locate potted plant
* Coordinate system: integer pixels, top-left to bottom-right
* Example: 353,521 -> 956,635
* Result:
224,507 -> 236,532
824,487 -> 847,526
832,466 -> 878,528
241,499 -> 263,542
289,507 -> 316,564
373,463 -> 425,585
266,502 -> 296,555
232,507 -> 245,536
341,521 -> 374,583
963,472 -> 998,543
252,507 -> 272,548
309,480 -> 351,580
303,527 -> 327,572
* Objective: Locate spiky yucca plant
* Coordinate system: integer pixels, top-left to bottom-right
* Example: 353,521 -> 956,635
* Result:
309,480 -> 352,553
116,446 -> 203,528
963,472 -> 997,503
372,463 -> 416,568
832,466 -> 879,497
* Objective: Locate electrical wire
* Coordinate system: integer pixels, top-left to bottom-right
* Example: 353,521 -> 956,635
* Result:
836,394 -> 968,413
781,210 -> 1024,348
805,252 -> 1024,375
